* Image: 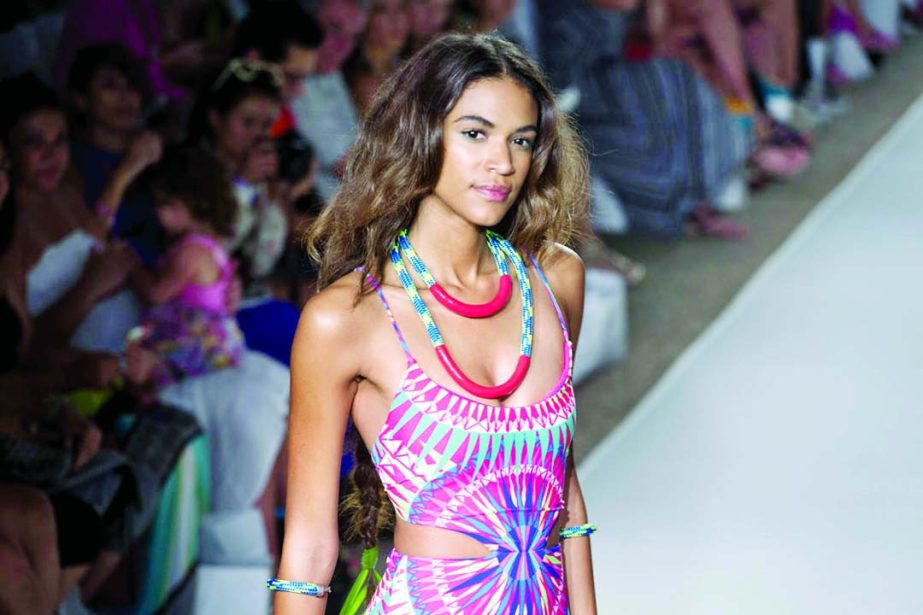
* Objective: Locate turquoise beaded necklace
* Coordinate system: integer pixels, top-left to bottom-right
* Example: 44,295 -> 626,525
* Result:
390,229 -> 534,399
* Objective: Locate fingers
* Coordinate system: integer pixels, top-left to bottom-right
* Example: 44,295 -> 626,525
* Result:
72,424 -> 102,470
123,344 -> 158,384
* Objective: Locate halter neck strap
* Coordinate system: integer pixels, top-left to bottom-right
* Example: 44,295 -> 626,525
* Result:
357,266 -> 413,364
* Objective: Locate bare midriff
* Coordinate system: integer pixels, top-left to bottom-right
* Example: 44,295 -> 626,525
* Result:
393,518 -> 561,559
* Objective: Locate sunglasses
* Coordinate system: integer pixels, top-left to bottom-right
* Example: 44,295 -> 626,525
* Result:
211,58 -> 285,92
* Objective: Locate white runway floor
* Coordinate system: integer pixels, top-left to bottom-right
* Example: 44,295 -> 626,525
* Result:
580,94 -> 923,614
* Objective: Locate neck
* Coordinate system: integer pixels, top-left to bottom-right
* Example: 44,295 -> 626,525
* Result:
14,183 -> 52,207
88,123 -> 131,153
405,198 -> 494,288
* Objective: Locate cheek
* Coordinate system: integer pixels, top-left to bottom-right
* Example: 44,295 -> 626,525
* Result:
17,150 -> 44,179
436,143 -> 479,191
222,120 -> 249,152
53,144 -> 70,168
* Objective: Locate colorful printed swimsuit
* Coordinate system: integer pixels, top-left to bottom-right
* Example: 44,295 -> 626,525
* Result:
363,259 -> 576,614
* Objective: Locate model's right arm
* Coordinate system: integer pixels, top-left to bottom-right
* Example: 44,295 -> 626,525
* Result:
275,284 -> 362,614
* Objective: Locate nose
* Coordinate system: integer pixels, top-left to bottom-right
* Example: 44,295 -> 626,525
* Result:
487,139 -> 514,176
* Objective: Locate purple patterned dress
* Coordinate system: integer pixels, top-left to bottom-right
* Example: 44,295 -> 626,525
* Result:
143,234 -> 243,388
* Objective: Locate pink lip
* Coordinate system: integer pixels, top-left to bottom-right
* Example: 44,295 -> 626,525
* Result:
474,185 -> 511,202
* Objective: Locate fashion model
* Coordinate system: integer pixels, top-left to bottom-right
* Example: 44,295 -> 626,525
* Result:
274,33 -> 597,614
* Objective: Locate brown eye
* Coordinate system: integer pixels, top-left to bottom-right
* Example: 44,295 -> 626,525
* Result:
512,136 -> 533,151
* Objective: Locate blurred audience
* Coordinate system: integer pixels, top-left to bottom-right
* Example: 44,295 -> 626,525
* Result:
345,0 -> 411,114
130,148 -> 244,389
67,44 -> 165,266
0,0 -> 919,609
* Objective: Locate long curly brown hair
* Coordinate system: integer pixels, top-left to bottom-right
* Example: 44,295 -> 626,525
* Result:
323,33 -> 589,584
307,32 -> 589,291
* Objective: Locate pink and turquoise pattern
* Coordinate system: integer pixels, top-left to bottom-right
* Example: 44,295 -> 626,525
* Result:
361,257 -> 576,615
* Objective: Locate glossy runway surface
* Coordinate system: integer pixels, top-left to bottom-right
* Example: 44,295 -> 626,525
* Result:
581,94 -> 923,614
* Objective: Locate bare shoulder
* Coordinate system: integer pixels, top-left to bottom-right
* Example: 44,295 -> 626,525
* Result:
296,271 -> 366,348
292,271 -> 373,378
174,240 -> 213,262
538,243 -> 585,316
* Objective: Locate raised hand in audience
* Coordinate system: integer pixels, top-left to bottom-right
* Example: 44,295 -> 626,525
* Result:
55,404 -> 103,470
96,130 -> 163,222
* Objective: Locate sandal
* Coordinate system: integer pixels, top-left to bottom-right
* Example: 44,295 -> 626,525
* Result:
685,203 -> 749,242
751,143 -> 810,178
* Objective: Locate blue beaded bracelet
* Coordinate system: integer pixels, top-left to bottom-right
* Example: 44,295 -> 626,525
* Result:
559,523 -> 598,539
267,578 -> 331,596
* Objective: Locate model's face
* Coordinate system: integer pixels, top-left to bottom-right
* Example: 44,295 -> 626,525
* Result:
210,95 -> 279,163
367,0 -> 410,54
409,0 -> 453,40
10,109 -> 70,193
317,0 -> 367,73
280,45 -> 318,103
84,67 -> 143,135
425,77 -> 538,228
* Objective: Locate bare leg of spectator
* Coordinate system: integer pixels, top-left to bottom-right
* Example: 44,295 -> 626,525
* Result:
737,0 -> 800,88
658,0 -> 756,108
0,486 -> 60,615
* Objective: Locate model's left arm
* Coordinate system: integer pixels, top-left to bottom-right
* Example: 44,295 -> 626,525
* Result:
545,244 -> 597,614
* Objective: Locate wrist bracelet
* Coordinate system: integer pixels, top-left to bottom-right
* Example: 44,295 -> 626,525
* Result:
95,200 -> 116,220
267,578 -> 331,597
559,523 -> 597,540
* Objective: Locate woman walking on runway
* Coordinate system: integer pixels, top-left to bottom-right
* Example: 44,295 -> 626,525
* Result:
273,33 -> 598,614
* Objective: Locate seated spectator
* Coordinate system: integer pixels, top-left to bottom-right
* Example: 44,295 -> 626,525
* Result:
0,73 -> 133,365
292,0 -> 367,201
408,0 -> 455,52
1,75 -> 290,567
189,60 -> 288,292
52,0 -> 206,139
130,148 -> 244,389
190,59 -> 305,365
0,485 -> 60,614
0,116 -> 164,609
344,0 -> 410,114
646,0 -> 811,182
230,1 -> 324,138
229,3 -> 325,300
536,0 -> 750,239
67,44 -> 165,266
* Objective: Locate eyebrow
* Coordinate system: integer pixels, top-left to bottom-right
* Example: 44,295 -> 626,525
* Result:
453,115 -> 538,133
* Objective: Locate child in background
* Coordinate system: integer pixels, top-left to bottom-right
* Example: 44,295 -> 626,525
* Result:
130,148 -> 243,388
